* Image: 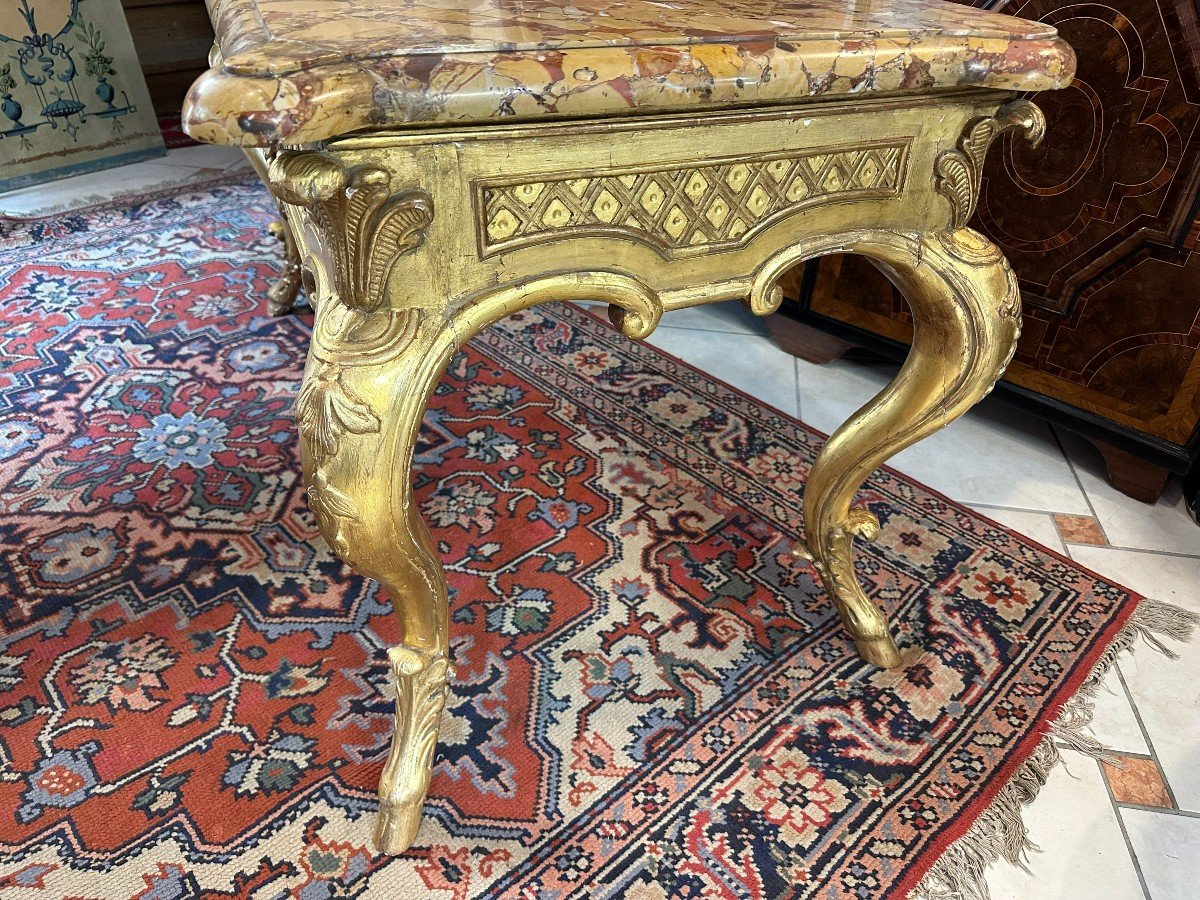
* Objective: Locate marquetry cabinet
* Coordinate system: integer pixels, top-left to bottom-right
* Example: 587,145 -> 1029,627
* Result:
777,0 -> 1200,505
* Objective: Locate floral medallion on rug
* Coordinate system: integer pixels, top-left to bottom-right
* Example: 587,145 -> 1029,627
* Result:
0,182 -> 1186,899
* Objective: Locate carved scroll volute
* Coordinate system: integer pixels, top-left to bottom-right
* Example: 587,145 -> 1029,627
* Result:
267,149 -> 434,313
935,99 -> 1046,229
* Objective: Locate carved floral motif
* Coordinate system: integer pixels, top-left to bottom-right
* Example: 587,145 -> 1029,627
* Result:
295,362 -> 381,458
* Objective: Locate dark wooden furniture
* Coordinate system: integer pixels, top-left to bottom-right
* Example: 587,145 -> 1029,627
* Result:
777,0 -> 1200,506
123,0 -> 214,115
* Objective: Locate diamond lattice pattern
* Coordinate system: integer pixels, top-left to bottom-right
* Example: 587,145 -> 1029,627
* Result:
482,144 -> 907,253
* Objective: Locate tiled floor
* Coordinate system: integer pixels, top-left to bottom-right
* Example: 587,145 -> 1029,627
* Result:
5,148 -> 1197,898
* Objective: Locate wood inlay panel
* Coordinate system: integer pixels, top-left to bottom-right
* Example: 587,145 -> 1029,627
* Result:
800,0 -> 1200,450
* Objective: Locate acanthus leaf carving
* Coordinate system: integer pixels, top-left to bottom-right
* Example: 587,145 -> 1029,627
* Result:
375,645 -> 452,853
306,468 -> 358,557
935,99 -> 1046,229
268,149 -> 434,313
793,506 -> 881,594
295,361 -> 381,458
295,360 -> 382,555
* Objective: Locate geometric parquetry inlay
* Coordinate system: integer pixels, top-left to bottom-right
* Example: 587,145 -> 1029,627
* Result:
478,140 -> 909,258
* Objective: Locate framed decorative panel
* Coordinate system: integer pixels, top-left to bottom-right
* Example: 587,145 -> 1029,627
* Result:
0,0 -> 164,192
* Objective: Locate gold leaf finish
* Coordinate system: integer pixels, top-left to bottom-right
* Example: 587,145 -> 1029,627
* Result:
376,646 -> 452,854
935,99 -> 1047,228
295,362 -> 382,457
267,150 -> 433,312
795,228 -> 1023,667
162,0 -> 1090,855
479,143 -> 909,257
243,147 -> 304,315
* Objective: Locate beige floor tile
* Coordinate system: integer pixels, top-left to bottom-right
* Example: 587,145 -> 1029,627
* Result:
0,155 -> 237,219
1120,807 -> 1200,899
642,326 -> 801,418
796,356 -> 1091,513
147,144 -> 249,171
1067,546 -> 1200,611
659,299 -> 766,334
969,505 -> 1067,554
1118,641 -> 1200,814
984,753 -> 1145,900
1088,667 -> 1152,757
1058,429 -> 1199,557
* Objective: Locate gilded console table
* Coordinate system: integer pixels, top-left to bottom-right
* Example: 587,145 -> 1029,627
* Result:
183,0 -> 1074,854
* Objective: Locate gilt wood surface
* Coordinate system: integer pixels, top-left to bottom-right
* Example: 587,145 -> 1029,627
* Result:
183,0 -> 1073,856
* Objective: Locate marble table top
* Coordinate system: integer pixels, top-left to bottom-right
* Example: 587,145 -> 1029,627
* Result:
184,0 -> 1075,146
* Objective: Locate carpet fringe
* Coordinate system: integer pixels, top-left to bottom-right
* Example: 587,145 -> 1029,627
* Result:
910,598 -> 1198,900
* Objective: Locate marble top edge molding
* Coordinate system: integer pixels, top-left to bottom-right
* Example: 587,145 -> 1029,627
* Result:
184,0 -> 1076,147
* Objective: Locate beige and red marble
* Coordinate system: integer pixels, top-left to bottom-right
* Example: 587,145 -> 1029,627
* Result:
183,0 -> 1076,146
1101,754 -> 1175,809
1053,513 -> 1109,546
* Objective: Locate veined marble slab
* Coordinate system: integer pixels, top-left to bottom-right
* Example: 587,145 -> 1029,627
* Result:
184,0 -> 1075,145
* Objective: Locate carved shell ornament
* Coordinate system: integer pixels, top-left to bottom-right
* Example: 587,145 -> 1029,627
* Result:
935,100 -> 1046,229
267,150 -> 434,313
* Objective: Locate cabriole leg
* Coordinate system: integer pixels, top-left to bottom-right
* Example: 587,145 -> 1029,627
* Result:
296,298 -> 455,854
796,229 -> 1022,668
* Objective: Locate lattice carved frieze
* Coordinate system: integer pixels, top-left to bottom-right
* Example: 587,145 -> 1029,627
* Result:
476,141 -> 910,258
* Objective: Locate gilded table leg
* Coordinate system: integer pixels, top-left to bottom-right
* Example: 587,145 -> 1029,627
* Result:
296,299 -> 454,854
264,218 -> 303,315
795,228 -> 1021,668
243,148 -> 303,315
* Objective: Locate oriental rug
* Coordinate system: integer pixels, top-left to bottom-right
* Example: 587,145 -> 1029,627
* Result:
0,181 -> 1187,899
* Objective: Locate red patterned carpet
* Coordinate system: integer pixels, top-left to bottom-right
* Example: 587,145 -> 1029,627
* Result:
0,182 -> 1183,898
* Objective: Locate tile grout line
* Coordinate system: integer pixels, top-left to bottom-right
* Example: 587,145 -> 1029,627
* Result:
1096,757 -> 1154,899
652,323 -> 763,337
1051,425 -> 1103,522
1113,802 -> 1200,821
1114,663 -> 1181,810
1066,543 -> 1200,562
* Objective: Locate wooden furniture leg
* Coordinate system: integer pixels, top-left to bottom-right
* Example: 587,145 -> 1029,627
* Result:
1091,439 -> 1170,504
795,229 -> 1022,666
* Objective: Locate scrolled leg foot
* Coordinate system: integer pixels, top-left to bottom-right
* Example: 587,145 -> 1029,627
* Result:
375,646 -> 451,854
266,219 -> 303,315
794,508 -> 901,668
798,229 -> 1021,668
